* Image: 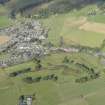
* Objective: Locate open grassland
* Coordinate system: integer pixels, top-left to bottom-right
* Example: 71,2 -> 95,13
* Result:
0,16 -> 12,27
40,4 -> 105,47
0,5 -> 8,15
0,52 -> 104,105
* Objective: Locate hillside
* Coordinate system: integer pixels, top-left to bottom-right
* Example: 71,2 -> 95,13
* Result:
1,0 -> 105,105
0,0 -> 104,18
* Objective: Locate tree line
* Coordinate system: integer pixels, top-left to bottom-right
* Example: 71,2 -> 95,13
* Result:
75,72 -> 100,83
33,0 -> 102,18
9,0 -> 103,19
9,67 -> 31,77
23,74 -> 58,84
0,0 -> 10,4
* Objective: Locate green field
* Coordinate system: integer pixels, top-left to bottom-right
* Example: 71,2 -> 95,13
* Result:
0,16 -> 12,27
39,5 -> 105,47
0,52 -> 104,105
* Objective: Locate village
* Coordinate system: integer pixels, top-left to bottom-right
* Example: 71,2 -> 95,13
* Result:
0,19 -> 49,67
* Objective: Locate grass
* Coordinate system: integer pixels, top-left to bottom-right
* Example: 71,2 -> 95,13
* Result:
39,4 -> 105,47
0,52 -> 104,105
0,16 -> 12,27
0,5 -> 8,15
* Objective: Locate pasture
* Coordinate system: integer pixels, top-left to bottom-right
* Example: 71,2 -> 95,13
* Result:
0,52 -> 104,105
0,16 -> 12,27
40,4 -> 105,47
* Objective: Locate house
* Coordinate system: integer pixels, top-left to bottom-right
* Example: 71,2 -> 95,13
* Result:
26,96 -> 32,105
19,95 -> 32,105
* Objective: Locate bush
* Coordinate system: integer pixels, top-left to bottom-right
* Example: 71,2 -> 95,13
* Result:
63,56 -> 69,63
43,75 -> 49,80
23,77 -> 33,84
53,76 -> 58,81
9,68 -> 31,77
9,72 -> 18,77
75,72 -> 100,83
75,76 -> 88,83
22,68 -> 31,73
33,76 -> 42,82
23,74 -> 58,84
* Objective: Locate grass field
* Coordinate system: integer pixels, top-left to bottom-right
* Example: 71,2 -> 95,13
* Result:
40,4 -> 105,47
0,52 -> 104,105
0,16 -> 12,27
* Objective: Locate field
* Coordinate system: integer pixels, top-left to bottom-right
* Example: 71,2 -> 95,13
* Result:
0,52 -> 104,105
0,16 -> 12,27
40,5 -> 105,47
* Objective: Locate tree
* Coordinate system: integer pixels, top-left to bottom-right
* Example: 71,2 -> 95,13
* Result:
63,56 -> 69,63
101,39 -> 105,49
35,59 -> 42,71
33,57 -> 42,71
23,77 -> 33,83
10,10 -> 16,19
53,76 -> 58,81
48,42 -> 54,49
34,76 -> 41,82
59,36 -> 65,47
